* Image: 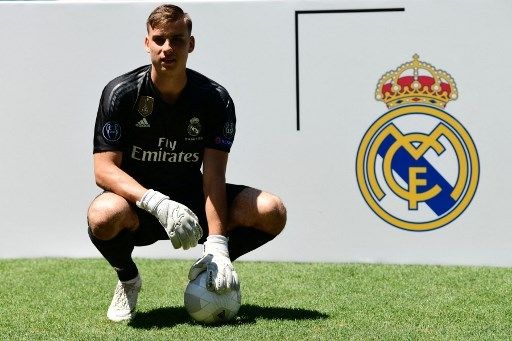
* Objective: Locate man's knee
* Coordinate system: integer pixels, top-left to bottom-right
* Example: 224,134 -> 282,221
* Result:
87,193 -> 138,240
258,193 -> 287,235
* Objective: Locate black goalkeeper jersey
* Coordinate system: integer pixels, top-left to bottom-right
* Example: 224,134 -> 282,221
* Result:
93,65 -> 236,194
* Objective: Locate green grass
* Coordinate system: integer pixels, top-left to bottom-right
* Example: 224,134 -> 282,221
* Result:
1,259 -> 512,340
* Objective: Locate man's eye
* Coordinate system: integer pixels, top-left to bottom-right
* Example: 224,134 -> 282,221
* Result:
153,37 -> 165,45
172,37 -> 185,45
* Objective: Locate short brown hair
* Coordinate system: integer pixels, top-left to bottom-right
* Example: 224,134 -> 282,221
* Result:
146,4 -> 192,34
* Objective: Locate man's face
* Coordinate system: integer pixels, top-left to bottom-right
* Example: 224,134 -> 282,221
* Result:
145,19 -> 194,74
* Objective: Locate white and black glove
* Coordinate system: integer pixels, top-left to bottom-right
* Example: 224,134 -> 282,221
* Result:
188,235 -> 240,293
136,189 -> 202,250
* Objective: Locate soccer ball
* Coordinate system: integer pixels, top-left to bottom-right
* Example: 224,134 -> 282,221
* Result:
184,271 -> 241,324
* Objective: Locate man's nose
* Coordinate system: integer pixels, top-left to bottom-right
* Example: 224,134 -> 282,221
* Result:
163,40 -> 173,53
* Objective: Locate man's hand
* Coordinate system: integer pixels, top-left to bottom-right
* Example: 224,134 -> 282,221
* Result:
136,189 -> 202,250
188,235 -> 239,293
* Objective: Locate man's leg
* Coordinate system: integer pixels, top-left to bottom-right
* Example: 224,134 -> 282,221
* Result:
87,192 -> 142,321
87,192 -> 140,281
226,187 -> 287,260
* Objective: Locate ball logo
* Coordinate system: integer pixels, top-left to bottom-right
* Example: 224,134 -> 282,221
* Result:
356,55 -> 479,231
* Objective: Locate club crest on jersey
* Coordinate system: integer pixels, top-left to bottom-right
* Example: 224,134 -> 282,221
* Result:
356,54 -> 479,231
187,117 -> 202,137
102,121 -> 121,142
137,96 -> 154,117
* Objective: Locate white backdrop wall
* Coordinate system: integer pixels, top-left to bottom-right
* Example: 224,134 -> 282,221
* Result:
1,0 -> 511,265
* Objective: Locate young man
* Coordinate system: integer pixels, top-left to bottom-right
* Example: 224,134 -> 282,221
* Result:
87,4 -> 287,322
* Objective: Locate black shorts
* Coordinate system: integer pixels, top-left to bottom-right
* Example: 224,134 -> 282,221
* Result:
132,184 -> 247,246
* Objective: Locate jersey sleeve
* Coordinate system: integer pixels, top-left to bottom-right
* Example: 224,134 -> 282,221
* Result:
93,83 -> 127,153
204,89 -> 236,152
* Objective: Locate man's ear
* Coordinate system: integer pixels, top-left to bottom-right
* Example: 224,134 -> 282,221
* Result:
144,36 -> 150,53
188,35 -> 195,53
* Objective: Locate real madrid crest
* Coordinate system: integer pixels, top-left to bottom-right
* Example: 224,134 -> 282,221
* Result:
137,96 -> 154,117
356,55 -> 479,231
187,117 -> 202,137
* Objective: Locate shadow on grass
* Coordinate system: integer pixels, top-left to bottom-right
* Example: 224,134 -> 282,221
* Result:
129,304 -> 329,329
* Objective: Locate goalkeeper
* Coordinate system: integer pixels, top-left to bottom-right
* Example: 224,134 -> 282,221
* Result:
87,4 -> 287,322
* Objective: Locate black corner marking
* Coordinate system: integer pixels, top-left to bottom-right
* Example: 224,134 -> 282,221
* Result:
294,8 -> 405,131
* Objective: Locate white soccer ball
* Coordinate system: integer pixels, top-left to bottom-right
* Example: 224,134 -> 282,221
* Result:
184,271 -> 241,324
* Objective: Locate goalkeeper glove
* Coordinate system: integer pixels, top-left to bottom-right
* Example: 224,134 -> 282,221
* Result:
188,235 -> 240,293
136,189 -> 202,250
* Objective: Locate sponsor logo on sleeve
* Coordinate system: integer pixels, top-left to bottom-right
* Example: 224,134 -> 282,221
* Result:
214,136 -> 233,147
223,122 -> 235,138
102,121 -> 122,142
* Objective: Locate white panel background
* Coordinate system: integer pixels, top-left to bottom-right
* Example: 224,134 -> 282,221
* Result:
0,0 -> 510,265
297,0 -> 512,265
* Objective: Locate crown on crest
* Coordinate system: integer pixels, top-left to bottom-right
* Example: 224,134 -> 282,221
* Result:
375,54 -> 458,109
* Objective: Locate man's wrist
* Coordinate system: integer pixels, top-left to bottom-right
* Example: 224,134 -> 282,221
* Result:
136,189 -> 168,211
204,235 -> 229,257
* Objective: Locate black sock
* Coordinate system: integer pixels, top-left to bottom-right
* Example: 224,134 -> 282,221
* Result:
88,227 -> 138,281
226,227 -> 276,261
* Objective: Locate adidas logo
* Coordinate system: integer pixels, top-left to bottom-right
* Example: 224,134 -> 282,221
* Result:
136,118 -> 150,128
